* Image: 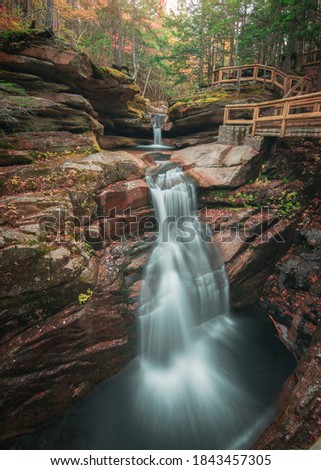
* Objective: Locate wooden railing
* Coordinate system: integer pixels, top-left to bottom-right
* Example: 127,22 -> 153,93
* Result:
301,49 -> 321,67
223,91 -> 321,138
212,64 -> 312,97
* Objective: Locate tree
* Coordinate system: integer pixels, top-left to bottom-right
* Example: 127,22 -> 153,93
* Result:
45,0 -> 54,33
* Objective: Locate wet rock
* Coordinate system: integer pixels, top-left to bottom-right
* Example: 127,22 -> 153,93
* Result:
172,143 -> 262,188
163,131 -> 218,148
0,237 -> 153,445
261,249 -> 321,357
98,135 -> 152,150
254,326 -> 321,449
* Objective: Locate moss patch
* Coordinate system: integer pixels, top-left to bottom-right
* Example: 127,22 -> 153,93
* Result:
168,90 -> 228,114
0,81 -> 27,96
94,66 -> 133,84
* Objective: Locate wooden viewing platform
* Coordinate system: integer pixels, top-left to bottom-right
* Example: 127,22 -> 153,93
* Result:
223,91 -> 321,138
212,64 -> 312,97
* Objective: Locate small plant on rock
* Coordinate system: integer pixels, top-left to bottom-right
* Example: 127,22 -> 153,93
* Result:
78,289 -> 93,306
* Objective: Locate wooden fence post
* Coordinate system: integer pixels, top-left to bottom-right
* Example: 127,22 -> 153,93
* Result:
280,101 -> 290,137
252,106 -> 259,137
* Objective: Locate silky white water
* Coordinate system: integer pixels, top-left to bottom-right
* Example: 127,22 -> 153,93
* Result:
152,114 -> 165,146
138,114 -> 174,150
139,166 -> 229,364
133,166 -> 263,448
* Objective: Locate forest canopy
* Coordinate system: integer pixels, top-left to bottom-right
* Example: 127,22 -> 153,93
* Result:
1,1 -> 321,100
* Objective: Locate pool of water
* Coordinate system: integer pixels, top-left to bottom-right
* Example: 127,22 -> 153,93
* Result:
14,308 -> 296,450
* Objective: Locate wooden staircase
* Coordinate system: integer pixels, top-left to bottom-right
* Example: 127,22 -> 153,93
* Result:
211,64 -> 312,97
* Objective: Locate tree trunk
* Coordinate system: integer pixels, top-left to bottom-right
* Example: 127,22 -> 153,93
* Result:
131,0 -> 137,81
45,0 -> 54,33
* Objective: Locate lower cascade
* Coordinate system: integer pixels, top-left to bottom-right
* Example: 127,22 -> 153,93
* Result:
139,166 -> 230,364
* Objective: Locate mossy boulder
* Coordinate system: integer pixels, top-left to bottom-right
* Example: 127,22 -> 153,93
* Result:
166,85 -> 276,137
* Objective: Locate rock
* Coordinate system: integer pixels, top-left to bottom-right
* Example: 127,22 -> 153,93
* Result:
200,206 -> 298,309
301,227 -> 321,247
163,131 -> 218,149
254,326 -> 321,450
1,94 -> 103,136
0,131 -> 100,166
97,179 -> 150,216
35,92 -> 97,116
99,207 -> 155,241
227,217 -> 298,309
84,222 -> 103,249
112,118 -> 152,136
166,86 -> 275,137
172,143 -> 262,188
98,135 -> 152,150
0,236 -> 153,445
0,69 -> 70,94
0,192 -> 99,344
261,249 -> 321,357
0,33 -> 148,140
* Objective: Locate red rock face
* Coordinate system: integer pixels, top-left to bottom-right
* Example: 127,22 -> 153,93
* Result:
201,207 -> 298,309
0,238 -> 153,446
254,325 -> 321,449
0,149 -> 151,446
97,180 -> 150,216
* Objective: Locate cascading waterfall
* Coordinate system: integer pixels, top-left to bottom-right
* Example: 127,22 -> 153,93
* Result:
151,114 -> 165,146
17,164 -> 296,450
139,166 -> 229,364
133,166 -> 268,449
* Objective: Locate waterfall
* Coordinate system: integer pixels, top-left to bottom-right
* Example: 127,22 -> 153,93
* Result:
139,166 -> 230,364
18,166 -> 295,450
151,114 -> 165,147
133,167 -> 265,449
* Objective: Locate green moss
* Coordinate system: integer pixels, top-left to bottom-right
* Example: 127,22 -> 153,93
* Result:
128,83 -> 140,92
127,105 -> 144,119
94,66 -> 132,84
168,90 -> 228,114
0,29 -> 33,43
0,81 -> 27,96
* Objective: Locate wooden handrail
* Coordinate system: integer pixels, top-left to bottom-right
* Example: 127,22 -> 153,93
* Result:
223,91 -> 321,138
301,49 -> 321,66
211,64 -> 312,97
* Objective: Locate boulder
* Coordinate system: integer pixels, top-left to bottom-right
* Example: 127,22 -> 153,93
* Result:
97,179 -> 150,216
172,143 -> 262,188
